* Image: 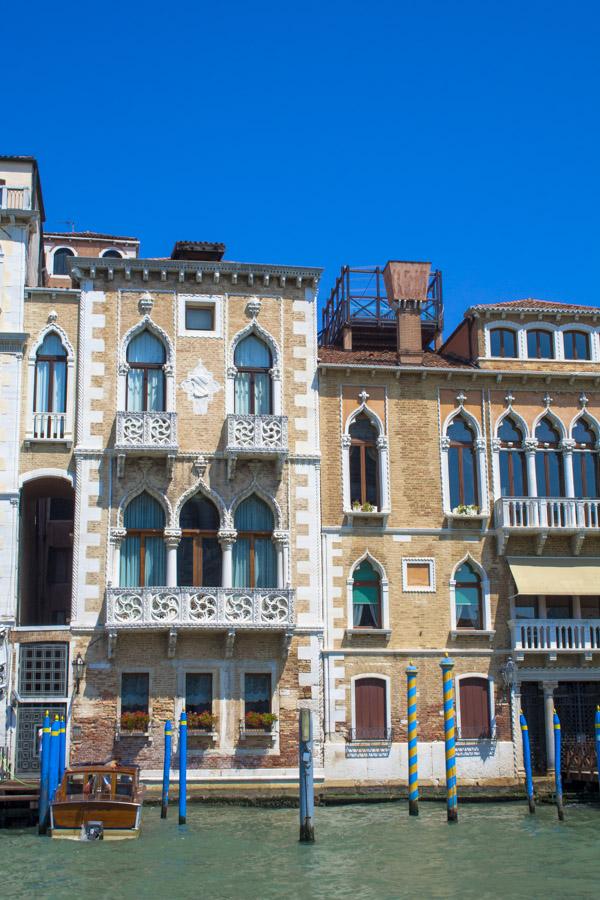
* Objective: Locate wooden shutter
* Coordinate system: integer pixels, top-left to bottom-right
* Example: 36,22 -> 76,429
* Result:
355,678 -> 386,739
459,677 -> 490,739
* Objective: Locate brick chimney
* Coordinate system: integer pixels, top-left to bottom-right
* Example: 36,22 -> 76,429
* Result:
382,261 -> 430,364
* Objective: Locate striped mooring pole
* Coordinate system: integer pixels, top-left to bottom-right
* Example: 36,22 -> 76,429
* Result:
161,719 -> 172,819
519,713 -> 535,814
298,708 -> 315,842
440,655 -> 458,822
38,711 -> 51,834
553,709 -> 564,821
406,662 -> 419,816
48,715 -> 61,805
178,711 -> 187,825
595,706 -> 600,796
58,716 -> 66,785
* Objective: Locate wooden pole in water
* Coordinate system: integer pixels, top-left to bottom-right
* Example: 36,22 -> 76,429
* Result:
178,711 -> 187,825
440,655 -> 458,822
519,713 -> 535,814
595,706 -> 600,797
161,719 -> 172,819
553,709 -> 564,821
406,662 -> 419,816
38,711 -> 51,834
48,715 -> 60,806
299,708 -> 315,842
58,716 -> 66,785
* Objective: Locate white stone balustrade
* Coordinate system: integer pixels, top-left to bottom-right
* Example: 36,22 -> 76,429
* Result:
496,497 -> 600,530
511,618 -> 600,660
115,411 -> 178,452
32,411 -> 66,440
0,186 -> 31,210
106,586 -> 295,630
226,414 -> 288,455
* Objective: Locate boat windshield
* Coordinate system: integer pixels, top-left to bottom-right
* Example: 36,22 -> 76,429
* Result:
64,771 -> 134,800
116,774 -> 133,797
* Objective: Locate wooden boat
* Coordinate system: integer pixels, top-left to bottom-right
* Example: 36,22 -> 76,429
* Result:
50,762 -> 144,840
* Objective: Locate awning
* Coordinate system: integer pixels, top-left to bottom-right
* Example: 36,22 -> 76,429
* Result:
507,558 -> 600,596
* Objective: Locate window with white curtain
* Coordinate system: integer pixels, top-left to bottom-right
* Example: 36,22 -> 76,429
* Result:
234,335 -> 272,415
35,332 -> 67,416
126,330 -> 166,412
120,493 -> 166,587
232,495 -> 276,588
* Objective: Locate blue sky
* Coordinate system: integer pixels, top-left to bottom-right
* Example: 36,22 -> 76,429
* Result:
5,1 -> 600,332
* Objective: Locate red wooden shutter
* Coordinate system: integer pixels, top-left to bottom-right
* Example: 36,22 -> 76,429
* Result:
355,678 -> 386,739
459,677 -> 491,739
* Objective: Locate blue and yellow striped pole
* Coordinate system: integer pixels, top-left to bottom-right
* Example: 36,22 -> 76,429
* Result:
38,711 -> 51,834
178,711 -> 187,825
519,713 -> 535,814
58,715 -> 66,785
48,714 -> 60,805
553,709 -> 564,821
440,655 -> 458,822
161,719 -> 172,819
406,662 -> 419,816
594,706 -> 600,796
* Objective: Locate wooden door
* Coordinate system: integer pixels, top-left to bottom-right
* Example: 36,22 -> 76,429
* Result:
355,678 -> 386,739
459,677 -> 491,739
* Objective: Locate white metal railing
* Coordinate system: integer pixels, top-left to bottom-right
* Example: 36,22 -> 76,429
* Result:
512,618 -> 600,654
115,411 -> 178,450
495,497 -> 600,530
32,412 -> 66,440
0,186 -> 31,210
226,414 -> 288,454
106,586 -> 295,629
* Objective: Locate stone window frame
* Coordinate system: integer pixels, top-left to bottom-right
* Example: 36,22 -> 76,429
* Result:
226,321 -> 283,417
402,557 -> 436,593
25,323 -> 76,447
483,320 -> 600,362
349,672 -> 392,739
440,402 -> 488,519
175,663 -> 221,741
117,667 -> 152,735
117,314 -> 176,413
454,672 -> 496,741
449,554 -> 494,638
237,661 -> 280,754
345,551 -> 390,632
341,403 -> 390,517
177,293 -> 224,339
48,245 -> 77,277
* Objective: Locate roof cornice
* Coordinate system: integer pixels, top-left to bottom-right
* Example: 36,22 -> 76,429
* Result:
318,360 -> 600,384
467,305 -> 600,317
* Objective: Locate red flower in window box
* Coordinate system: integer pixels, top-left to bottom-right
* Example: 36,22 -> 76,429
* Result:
120,711 -> 149,733
186,711 -> 216,732
244,712 -> 277,732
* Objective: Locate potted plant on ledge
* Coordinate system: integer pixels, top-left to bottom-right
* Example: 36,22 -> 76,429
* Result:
187,711 -> 217,735
452,504 -> 480,517
243,711 -> 278,734
119,711 -> 149,736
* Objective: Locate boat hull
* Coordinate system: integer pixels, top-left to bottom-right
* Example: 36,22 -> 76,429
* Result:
50,800 -> 142,840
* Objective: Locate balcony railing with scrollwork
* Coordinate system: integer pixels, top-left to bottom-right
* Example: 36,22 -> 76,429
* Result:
115,411 -> 178,453
106,586 -> 295,629
226,414 -> 288,456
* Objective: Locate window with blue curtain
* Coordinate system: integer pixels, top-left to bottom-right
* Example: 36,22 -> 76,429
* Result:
535,416 -> 564,497
244,673 -> 271,714
352,560 -> 381,628
233,495 -> 276,588
234,334 -> 272,415
185,673 -> 212,715
573,419 -> 599,498
454,562 -> 483,629
121,672 -> 149,714
448,416 -> 478,508
120,492 -> 166,587
126,330 -> 166,412
177,495 -> 222,586
35,332 -> 67,414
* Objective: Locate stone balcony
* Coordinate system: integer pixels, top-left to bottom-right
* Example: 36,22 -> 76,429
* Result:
511,618 -> 600,662
105,586 -> 295,657
495,497 -> 600,555
115,411 -> 178,476
225,414 -> 288,478
0,185 -> 31,211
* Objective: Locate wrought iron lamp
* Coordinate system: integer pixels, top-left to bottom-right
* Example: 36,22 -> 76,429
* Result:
72,653 -> 86,694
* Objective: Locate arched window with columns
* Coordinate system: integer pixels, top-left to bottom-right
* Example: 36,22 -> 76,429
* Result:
234,334 -> 272,415
34,332 -> 67,438
498,416 -> 528,497
177,495 -> 222,586
535,416 -> 565,497
126,330 -> 166,412
233,495 -> 277,588
572,418 -> 600,498
342,406 -> 390,514
120,492 -> 166,587
447,415 -> 478,508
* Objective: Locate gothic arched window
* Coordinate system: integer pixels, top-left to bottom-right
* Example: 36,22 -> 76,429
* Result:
233,495 -> 276,588
352,560 -> 381,628
498,416 -> 527,497
120,492 -> 165,587
573,419 -> 599,498
535,417 -> 564,497
448,416 -> 478,508
349,413 -> 379,508
177,496 -> 222,586
454,562 -> 483,630
234,335 -> 272,415
126,330 -> 166,412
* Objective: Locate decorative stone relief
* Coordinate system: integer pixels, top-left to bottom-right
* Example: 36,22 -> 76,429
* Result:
138,292 -> 154,315
179,360 -> 221,414
245,297 -> 262,318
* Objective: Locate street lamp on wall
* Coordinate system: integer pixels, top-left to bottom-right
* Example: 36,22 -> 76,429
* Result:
72,653 -> 86,695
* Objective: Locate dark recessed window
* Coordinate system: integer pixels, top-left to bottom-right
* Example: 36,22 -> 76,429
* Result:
186,673 -> 212,715
563,330 -> 591,361
244,673 -> 271,715
514,597 -> 539,619
53,248 -> 75,276
490,328 -> 517,358
101,249 -> 122,259
121,672 -> 149,715
448,416 -> 478,508
527,329 -> 554,359
185,304 -> 214,331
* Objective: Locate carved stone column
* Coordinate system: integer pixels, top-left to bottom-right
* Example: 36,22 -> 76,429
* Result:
109,527 -> 127,586
272,531 -> 290,588
524,439 -> 539,502
218,529 -> 237,588
164,528 -> 182,587
543,681 -> 559,772
271,366 -> 282,415
560,438 -> 576,500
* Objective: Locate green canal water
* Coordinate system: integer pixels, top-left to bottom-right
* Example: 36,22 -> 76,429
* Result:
1,802 -> 599,899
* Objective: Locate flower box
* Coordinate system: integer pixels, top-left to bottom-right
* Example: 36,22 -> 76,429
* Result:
452,505 -> 480,517
120,711 -> 149,734
186,711 -> 216,732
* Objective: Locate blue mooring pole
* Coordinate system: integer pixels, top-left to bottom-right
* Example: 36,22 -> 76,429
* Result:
553,709 -> 564,821
161,719 -> 172,819
299,708 -> 315,842
178,711 -> 187,825
594,706 -> 600,797
48,715 -> 60,806
58,715 -> 66,785
38,711 -> 51,834
519,713 -> 535,814
440,655 -> 458,822
406,662 -> 419,816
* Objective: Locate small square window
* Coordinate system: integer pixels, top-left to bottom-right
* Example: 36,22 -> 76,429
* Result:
185,304 -> 214,331
402,558 -> 435,593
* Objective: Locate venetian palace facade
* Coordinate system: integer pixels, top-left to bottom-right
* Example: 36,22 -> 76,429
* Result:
2,155 -> 600,788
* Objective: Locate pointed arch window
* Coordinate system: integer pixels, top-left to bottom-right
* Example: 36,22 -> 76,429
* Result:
454,562 -> 483,629
177,495 -> 222,586
126,330 -> 166,412
34,333 -> 67,435
120,492 -> 166,587
448,416 -> 478,508
234,335 -> 272,415
233,495 -> 276,588
352,560 -> 381,628
53,247 -> 75,276
573,419 -> 599,498
349,413 -> 379,507
498,417 -> 527,497
535,417 -> 564,497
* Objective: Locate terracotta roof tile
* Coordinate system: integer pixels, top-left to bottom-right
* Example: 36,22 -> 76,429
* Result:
44,231 -> 139,242
470,298 -> 599,312
318,347 -> 474,369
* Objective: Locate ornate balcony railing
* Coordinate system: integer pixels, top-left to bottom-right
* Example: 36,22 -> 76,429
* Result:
0,185 -> 31,210
115,411 -> 178,452
495,497 -> 600,530
226,414 -> 288,455
106,586 -> 295,630
32,412 -> 67,440
511,618 -> 600,660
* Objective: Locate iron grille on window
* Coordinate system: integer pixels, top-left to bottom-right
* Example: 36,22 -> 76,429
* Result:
19,643 -> 68,697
